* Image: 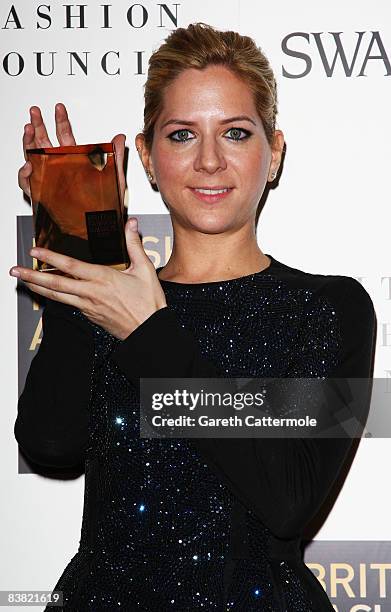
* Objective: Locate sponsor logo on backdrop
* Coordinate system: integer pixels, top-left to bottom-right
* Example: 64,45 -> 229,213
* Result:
282,32 -> 391,78
2,3 -> 179,29
1,5 -> 390,77
1,3 -> 179,76
304,541 -> 391,610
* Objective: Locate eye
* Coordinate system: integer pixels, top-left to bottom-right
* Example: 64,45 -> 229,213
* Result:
225,127 -> 252,141
167,126 -> 252,144
168,129 -> 195,143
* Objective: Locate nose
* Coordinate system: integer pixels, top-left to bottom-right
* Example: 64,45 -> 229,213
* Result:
193,136 -> 227,174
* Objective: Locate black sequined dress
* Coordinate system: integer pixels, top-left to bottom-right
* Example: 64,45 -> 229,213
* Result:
14,254 -> 376,611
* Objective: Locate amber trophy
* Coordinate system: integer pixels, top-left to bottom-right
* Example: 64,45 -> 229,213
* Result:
26,143 -> 130,275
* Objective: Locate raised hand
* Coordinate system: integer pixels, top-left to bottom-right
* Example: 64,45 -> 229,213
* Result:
12,105 -> 166,338
18,103 -> 126,203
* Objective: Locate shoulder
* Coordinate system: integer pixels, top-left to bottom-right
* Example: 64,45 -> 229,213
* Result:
267,257 -> 376,377
306,274 -> 375,318
321,275 -> 375,318
319,277 -> 376,377
270,256 -> 375,318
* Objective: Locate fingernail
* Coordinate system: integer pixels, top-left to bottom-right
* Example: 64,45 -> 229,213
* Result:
10,268 -> 20,277
30,248 -> 39,256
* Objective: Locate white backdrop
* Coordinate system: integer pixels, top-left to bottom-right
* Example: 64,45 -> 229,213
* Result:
1,1 -> 390,610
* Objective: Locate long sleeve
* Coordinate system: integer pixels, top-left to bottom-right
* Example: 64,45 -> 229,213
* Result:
14,299 -> 95,469
110,277 -> 376,539
110,305 -> 225,386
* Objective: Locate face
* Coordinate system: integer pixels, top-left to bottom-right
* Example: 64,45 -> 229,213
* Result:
137,64 -> 284,234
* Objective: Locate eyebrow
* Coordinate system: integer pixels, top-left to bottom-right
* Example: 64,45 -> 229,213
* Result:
160,115 -> 257,129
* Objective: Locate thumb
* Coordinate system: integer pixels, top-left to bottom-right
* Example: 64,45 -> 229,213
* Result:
125,217 -> 146,267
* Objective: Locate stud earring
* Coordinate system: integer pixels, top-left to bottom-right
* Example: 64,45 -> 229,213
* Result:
136,146 -> 153,182
270,170 -> 277,180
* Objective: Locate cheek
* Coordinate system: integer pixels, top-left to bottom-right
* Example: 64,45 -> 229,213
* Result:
161,159 -> 184,179
253,146 -> 269,169
231,151 -> 268,189
154,145 -> 190,186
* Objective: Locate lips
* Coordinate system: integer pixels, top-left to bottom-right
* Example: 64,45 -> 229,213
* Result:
191,186 -> 233,190
189,186 -> 233,203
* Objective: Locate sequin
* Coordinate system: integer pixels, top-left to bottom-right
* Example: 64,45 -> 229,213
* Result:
45,257 -> 341,611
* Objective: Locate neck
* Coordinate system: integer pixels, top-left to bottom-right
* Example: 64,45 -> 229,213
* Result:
157,223 -> 269,283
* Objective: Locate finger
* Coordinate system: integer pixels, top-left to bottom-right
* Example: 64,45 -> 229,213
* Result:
22,280 -> 84,310
10,264 -> 90,300
18,161 -> 32,196
124,217 -> 149,268
22,124 -> 38,161
112,133 -> 126,203
55,102 -> 76,146
29,106 -> 53,149
29,248 -> 104,282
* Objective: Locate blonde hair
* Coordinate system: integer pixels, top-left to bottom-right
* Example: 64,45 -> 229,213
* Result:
142,22 -> 278,149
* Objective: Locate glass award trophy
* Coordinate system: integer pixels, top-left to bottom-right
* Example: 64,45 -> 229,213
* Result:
26,142 -> 130,275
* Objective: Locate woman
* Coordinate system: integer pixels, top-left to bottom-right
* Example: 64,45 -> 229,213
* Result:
12,22 -> 376,611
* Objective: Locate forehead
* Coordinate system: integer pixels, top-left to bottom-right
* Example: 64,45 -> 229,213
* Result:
158,65 -> 258,123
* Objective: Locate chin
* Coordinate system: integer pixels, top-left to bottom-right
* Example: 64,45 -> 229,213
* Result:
189,217 -> 236,234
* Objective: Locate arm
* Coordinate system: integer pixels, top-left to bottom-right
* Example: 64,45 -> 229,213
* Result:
263,277 -> 376,537
110,306 -> 225,385
110,277 -> 376,538
14,299 -> 94,469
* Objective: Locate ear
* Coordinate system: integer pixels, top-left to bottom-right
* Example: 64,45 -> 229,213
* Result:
268,129 -> 285,182
135,133 -> 154,181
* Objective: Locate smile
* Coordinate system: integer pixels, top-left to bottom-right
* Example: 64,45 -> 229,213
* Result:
195,187 -> 229,194
189,187 -> 233,203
